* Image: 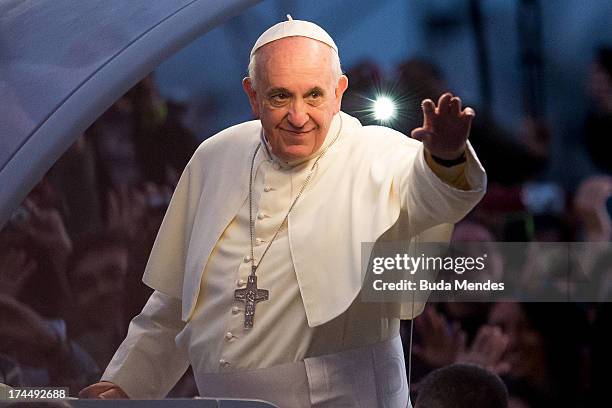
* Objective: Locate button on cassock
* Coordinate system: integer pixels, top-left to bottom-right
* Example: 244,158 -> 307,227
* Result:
231,306 -> 240,314
257,212 -> 266,220
264,186 -> 272,192
237,279 -> 246,287
225,332 -> 233,340
219,359 -> 230,367
243,255 -> 251,262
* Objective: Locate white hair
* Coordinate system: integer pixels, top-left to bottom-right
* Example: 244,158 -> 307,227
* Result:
247,42 -> 342,91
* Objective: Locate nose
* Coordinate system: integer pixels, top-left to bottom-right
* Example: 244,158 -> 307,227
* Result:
287,99 -> 309,128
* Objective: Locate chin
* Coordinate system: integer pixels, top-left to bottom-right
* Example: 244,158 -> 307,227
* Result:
279,147 -> 311,160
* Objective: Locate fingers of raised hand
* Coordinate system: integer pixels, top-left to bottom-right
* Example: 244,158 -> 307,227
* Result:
457,330 -> 468,353
490,327 -> 509,360
22,199 -> 40,218
421,99 -> 436,117
449,97 -> 462,116
585,176 -> 612,197
436,93 -> 453,114
424,94 -> 475,128
471,325 -> 490,351
575,176 -> 612,210
472,325 -> 509,363
462,106 -> 476,119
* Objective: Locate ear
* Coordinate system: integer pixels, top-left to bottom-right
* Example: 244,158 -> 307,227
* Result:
242,77 -> 260,117
334,75 -> 349,113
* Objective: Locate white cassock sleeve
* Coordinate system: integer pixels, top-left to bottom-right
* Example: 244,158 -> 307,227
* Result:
101,291 -> 189,399
387,141 -> 486,320
400,141 -> 486,237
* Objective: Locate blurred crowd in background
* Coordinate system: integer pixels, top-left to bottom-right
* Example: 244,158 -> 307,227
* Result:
1,43 -> 611,407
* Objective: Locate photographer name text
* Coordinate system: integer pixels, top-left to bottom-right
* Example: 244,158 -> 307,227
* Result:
372,279 -> 505,291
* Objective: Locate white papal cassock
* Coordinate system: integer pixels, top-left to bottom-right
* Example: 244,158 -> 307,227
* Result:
102,112 -> 487,407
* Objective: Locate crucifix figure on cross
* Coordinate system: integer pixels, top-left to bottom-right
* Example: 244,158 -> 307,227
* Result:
234,273 -> 269,329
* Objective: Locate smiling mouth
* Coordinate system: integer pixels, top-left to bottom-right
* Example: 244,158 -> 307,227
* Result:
279,128 -> 315,134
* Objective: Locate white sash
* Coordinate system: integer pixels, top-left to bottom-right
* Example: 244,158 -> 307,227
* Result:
195,336 -> 410,408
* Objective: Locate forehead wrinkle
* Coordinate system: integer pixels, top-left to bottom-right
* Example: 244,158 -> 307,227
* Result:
256,37 -> 334,90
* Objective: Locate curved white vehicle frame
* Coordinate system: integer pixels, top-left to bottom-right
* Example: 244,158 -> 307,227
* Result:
0,0 -> 260,227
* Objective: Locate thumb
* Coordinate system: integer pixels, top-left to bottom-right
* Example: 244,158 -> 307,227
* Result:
411,127 -> 433,142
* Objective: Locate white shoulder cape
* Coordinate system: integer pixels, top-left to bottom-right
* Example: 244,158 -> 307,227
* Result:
142,112 -> 486,326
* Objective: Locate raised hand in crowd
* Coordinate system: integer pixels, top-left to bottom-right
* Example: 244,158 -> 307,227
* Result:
574,175 -> 612,241
0,197 -> 74,311
107,185 -> 147,240
413,305 -> 509,374
518,116 -> 551,159
413,305 -> 467,368
17,199 -> 73,271
0,296 -> 65,366
456,325 -> 510,375
106,182 -> 171,241
0,295 -> 101,393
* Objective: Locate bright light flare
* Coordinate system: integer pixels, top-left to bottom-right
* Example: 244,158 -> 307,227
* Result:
373,96 -> 396,121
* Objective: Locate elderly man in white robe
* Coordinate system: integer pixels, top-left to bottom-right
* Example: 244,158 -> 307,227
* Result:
80,17 -> 486,407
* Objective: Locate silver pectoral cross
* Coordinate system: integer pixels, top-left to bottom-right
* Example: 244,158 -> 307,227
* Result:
234,273 -> 269,329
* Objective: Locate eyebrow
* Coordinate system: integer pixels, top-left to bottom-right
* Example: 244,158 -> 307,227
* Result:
305,87 -> 325,97
266,87 -> 292,97
265,87 -> 326,97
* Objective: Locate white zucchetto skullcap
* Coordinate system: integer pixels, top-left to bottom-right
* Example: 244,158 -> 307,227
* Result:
250,14 -> 338,58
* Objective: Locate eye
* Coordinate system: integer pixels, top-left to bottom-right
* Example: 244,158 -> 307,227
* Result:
270,93 -> 289,104
308,90 -> 322,99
